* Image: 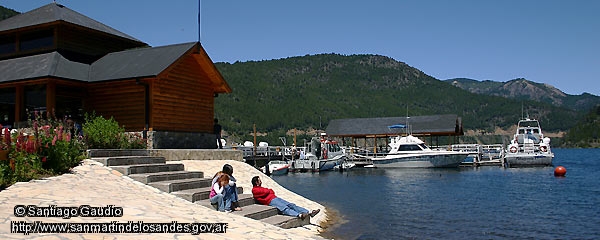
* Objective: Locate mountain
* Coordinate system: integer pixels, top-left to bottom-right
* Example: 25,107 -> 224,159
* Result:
0,6 -> 19,20
214,54 -> 580,143
446,78 -> 600,111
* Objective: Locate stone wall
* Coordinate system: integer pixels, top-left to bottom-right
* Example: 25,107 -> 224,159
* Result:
149,149 -> 243,161
148,130 -> 217,149
87,149 -> 243,162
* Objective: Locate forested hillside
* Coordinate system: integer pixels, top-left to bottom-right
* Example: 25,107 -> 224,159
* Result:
0,6 -> 19,20
214,54 -> 580,143
562,105 -> 600,147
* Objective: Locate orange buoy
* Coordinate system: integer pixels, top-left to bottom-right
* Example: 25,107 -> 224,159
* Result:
554,166 -> 567,177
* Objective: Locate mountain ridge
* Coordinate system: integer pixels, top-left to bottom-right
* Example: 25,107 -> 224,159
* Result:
446,78 -> 600,111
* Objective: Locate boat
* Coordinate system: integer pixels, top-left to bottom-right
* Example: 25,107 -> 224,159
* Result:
371,135 -> 469,168
505,118 -> 553,167
290,134 -> 345,172
260,160 -> 290,176
333,161 -> 356,171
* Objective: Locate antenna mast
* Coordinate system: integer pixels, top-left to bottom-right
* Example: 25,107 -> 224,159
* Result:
197,0 -> 201,42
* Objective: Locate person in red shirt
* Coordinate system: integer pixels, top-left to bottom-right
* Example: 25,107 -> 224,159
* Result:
251,176 -> 320,219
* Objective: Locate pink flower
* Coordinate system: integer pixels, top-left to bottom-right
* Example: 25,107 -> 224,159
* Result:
41,156 -> 47,163
57,126 -> 64,141
52,135 -> 57,146
3,127 -> 10,146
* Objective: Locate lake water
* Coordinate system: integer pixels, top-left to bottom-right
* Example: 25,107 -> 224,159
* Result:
272,148 -> 600,239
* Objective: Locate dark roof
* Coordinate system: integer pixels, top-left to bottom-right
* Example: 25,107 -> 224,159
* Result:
90,42 -> 196,81
0,52 -> 89,82
326,114 -> 462,137
0,3 -> 143,43
0,42 -> 197,83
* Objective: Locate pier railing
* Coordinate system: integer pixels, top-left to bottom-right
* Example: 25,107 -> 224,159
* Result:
444,144 -> 505,166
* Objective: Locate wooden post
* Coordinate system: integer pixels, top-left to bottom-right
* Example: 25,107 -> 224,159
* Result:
46,81 -> 56,116
253,123 -> 257,156
15,86 -> 23,124
374,137 -> 377,155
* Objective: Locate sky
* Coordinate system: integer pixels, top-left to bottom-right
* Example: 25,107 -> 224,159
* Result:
3,0 -> 599,96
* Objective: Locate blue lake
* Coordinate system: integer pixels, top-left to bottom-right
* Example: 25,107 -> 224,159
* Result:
272,148 -> 600,239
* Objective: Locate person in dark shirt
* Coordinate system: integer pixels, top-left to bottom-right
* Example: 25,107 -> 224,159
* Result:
214,118 -> 222,149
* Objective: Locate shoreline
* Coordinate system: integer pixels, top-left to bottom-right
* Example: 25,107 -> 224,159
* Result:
0,159 -> 328,239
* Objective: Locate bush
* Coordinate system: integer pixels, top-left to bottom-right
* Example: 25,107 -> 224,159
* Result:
0,111 -> 86,190
82,113 -> 146,149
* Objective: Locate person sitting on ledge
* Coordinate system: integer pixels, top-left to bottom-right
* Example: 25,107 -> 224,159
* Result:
251,176 -> 320,219
210,174 -> 234,212
212,164 -> 242,211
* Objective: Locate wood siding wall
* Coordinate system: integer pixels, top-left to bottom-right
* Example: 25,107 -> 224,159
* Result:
86,80 -> 145,131
151,54 -> 214,133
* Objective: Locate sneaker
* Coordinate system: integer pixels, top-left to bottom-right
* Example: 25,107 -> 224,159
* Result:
225,210 -> 233,213
309,209 -> 320,217
298,213 -> 309,220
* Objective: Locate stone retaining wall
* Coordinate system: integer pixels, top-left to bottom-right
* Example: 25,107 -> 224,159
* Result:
87,149 -> 243,162
149,149 -> 243,161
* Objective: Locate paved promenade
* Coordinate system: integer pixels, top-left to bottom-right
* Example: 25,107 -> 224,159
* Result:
0,159 -> 328,239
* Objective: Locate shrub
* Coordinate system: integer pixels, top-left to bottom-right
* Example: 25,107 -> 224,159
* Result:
82,113 -> 146,149
0,111 -> 86,190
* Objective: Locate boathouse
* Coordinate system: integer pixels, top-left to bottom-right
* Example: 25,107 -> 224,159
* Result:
0,3 -> 231,149
325,114 -> 464,152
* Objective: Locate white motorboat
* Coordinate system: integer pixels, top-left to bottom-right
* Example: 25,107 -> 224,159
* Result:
371,135 -> 469,168
291,135 -> 344,172
505,118 -> 553,167
261,160 -> 290,176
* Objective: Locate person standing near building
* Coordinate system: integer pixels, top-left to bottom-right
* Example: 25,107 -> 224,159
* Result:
214,118 -> 222,149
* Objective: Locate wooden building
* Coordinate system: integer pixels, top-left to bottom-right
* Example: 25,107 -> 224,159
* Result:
0,3 -> 231,148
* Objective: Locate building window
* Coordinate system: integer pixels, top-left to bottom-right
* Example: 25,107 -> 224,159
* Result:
0,88 -> 15,128
56,85 -> 85,121
23,85 -> 47,122
19,29 -> 54,52
0,35 -> 16,55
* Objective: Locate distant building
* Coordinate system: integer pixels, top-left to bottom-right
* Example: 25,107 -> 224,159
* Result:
0,3 -> 231,149
325,114 -> 464,149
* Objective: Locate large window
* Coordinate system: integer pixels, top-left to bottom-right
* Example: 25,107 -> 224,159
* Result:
56,85 -> 85,121
23,85 -> 46,122
0,35 -> 16,55
19,29 -> 54,52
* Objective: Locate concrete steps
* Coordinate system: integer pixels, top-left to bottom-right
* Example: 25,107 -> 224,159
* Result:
128,171 -> 204,184
89,150 -> 309,229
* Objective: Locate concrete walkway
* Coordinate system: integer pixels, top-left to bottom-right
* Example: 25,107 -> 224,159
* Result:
0,159 -> 328,239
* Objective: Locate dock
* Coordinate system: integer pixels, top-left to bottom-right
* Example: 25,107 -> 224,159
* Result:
448,144 -> 506,167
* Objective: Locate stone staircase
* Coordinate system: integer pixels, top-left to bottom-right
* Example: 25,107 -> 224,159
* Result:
88,150 -> 309,229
